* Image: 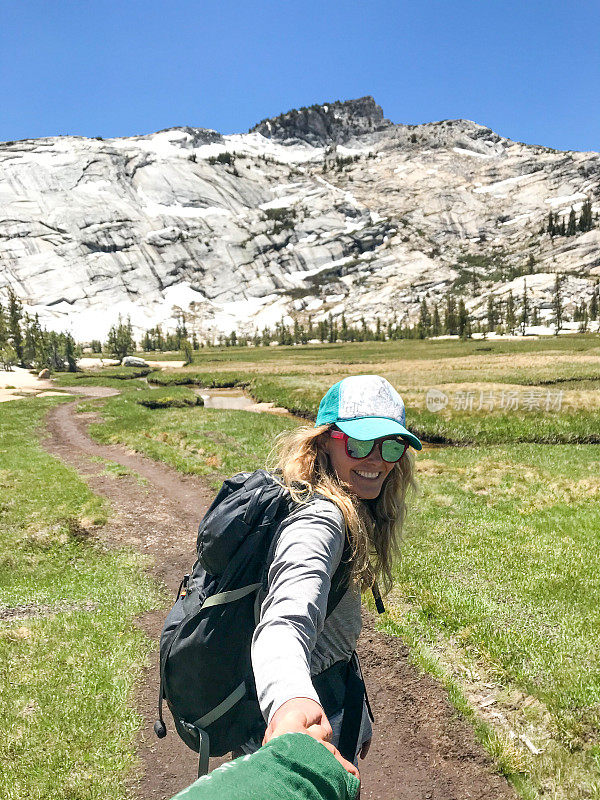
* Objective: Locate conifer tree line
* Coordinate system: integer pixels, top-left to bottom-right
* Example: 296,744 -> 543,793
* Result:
95,276 -> 600,354
546,198 -> 597,237
168,282 -> 597,348
4,276 -> 599,369
0,289 -> 78,371
139,317 -> 197,353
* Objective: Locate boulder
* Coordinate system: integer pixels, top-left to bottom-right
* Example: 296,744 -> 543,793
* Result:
122,356 -> 150,368
38,368 -> 51,379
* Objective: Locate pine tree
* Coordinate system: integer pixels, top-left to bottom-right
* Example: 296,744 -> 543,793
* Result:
553,274 -> 563,333
181,339 -> 194,364
23,314 -> 37,366
590,287 -> 599,321
276,318 -> 291,346
0,300 -> 7,347
520,279 -> 529,334
340,314 -> 348,341
328,314 -> 336,344
547,212 -> 555,236
431,304 -> 441,337
486,296 -> 496,332
30,314 -> 48,368
573,301 -> 584,322
106,317 -> 135,359
64,333 -> 78,372
358,317 -> 367,341
457,299 -> 469,339
7,288 -> 24,365
46,331 -> 64,371
531,305 -> 540,326
505,291 -> 516,335
375,317 -> 382,341
418,298 -> 431,338
567,207 -> 577,236
155,325 -> 165,351
579,198 -> 593,232
444,294 -> 458,335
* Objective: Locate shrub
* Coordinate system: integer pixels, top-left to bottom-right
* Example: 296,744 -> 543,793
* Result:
265,206 -> 296,222
75,367 -> 151,380
136,390 -> 201,409
208,152 -> 234,166
147,370 -> 248,388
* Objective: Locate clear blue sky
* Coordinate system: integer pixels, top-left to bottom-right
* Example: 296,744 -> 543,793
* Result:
2,0 -> 599,151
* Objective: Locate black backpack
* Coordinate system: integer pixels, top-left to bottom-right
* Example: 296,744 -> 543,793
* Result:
154,470 -> 354,775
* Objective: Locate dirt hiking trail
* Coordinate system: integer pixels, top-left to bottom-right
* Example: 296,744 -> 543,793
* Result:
43,390 -> 517,800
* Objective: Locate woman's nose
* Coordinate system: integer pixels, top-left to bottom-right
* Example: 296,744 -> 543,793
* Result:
363,444 -> 385,465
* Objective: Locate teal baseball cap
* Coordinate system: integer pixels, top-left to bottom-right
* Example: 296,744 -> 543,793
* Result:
315,375 -> 422,450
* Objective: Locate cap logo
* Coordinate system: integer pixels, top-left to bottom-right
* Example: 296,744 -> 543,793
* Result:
338,376 -> 405,425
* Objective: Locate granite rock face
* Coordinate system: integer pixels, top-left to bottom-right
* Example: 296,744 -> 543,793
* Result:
251,96 -> 392,145
0,97 -> 599,341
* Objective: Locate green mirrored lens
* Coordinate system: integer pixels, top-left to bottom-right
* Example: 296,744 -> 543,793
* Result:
346,437 -> 375,458
381,439 -> 407,462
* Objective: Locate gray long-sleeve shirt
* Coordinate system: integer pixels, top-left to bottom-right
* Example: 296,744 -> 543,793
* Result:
251,497 -> 363,724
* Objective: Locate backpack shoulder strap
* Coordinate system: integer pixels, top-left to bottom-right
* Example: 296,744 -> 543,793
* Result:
326,533 -> 352,616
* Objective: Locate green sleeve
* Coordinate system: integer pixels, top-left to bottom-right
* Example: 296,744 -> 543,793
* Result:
171,732 -> 360,800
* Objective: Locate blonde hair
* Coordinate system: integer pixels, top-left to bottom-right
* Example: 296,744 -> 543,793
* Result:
271,424 -> 416,593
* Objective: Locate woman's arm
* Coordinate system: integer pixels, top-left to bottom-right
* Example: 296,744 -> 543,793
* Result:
251,499 -> 346,724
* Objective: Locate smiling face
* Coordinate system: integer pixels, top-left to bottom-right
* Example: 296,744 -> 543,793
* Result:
324,430 -> 396,500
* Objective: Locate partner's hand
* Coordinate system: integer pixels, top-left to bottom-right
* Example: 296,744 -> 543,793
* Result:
264,697 -> 332,744
264,698 -> 360,780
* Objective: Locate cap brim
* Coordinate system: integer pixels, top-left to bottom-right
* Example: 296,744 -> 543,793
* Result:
336,418 -> 422,451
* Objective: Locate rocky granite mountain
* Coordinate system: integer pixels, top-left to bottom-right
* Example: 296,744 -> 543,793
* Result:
0,97 -> 599,341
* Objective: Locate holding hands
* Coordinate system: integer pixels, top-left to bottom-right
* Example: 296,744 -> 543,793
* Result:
264,697 -> 360,780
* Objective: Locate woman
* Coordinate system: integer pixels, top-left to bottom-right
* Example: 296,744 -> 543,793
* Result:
243,374 -> 420,773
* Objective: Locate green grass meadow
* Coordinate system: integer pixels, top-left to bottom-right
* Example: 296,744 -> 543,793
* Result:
11,333 -> 600,798
391,443 -> 600,799
0,398 -> 161,800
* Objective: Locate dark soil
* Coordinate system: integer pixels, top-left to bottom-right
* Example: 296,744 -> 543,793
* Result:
43,393 -> 518,800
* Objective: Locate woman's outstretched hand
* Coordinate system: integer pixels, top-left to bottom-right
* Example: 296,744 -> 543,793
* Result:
264,697 -> 360,780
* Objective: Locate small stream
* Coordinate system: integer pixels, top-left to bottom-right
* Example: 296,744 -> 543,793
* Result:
193,387 -> 297,419
195,388 -> 259,411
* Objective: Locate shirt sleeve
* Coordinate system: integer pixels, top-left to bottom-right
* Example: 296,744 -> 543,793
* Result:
251,498 -> 346,724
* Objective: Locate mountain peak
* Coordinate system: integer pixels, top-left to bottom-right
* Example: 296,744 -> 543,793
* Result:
250,96 -> 391,145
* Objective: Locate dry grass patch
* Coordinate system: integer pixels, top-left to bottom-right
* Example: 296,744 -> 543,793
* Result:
180,349 -> 600,384
436,457 -> 600,512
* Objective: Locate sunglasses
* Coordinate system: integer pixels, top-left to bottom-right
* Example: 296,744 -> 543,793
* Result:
330,429 -> 409,463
